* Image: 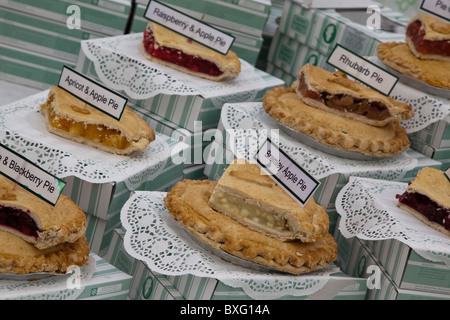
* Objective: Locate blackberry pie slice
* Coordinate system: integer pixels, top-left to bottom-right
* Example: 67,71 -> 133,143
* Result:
396,167 -> 450,237
141,22 -> 241,81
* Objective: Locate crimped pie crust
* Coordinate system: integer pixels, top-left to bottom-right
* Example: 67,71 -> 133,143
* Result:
263,85 -> 410,157
208,160 -> 329,242
164,179 -> 337,275
141,22 -> 241,81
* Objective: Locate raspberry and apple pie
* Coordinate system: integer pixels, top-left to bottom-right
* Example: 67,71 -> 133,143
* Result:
208,160 -> 329,242
40,86 -> 155,155
141,22 -> 241,81
396,167 -> 450,237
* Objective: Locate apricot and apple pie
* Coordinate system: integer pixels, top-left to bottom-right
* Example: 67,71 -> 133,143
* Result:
141,22 -> 241,81
296,65 -> 413,127
208,160 -> 329,242
164,179 -> 337,275
396,167 -> 450,237
40,87 -> 155,155
0,175 -> 87,250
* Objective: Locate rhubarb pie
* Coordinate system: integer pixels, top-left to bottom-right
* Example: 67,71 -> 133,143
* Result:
0,230 -> 89,274
296,65 -> 413,127
263,85 -> 411,158
0,175 -> 87,250
208,160 -> 329,242
396,167 -> 450,237
406,13 -> 450,62
141,22 -> 241,81
164,179 -> 337,275
40,87 -> 155,155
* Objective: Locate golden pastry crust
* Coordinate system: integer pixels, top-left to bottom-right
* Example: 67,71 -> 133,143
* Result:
40,87 -> 155,155
296,65 -> 413,127
263,86 -> 410,158
377,42 -> 450,89
0,231 -> 90,274
208,160 -> 329,242
164,179 -> 337,275
0,175 -> 87,249
141,22 -> 241,81
413,13 -> 450,41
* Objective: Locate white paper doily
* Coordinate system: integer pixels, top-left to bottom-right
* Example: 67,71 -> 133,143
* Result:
216,102 -> 418,181
121,191 -> 342,300
0,91 -> 178,188
336,176 -> 450,266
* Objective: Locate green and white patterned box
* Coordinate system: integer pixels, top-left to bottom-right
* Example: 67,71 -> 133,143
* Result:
265,62 -> 297,87
409,141 -> 450,171
408,115 -> 450,149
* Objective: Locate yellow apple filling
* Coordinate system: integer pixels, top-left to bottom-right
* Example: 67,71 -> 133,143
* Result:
209,190 -> 290,232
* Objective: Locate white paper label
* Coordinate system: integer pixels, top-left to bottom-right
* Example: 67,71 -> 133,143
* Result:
144,0 -> 235,55
254,138 -> 320,206
327,45 -> 398,96
0,144 -> 65,206
421,0 -> 450,21
58,66 -> 127,121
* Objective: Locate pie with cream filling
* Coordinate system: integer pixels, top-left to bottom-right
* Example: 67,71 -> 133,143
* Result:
396,167 -> 450,237
208,160 -> 329,242
40,87 -> 155,155
296,65 -> 413,127
141,22 -> 241,81
164,179 -> 337,275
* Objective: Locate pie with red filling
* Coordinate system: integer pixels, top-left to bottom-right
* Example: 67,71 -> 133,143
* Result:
0,175 -> 87,250
296,65 -> 413,127
141,22 -> 241,81
396,167 -> 450,237
406,13 -> 450,62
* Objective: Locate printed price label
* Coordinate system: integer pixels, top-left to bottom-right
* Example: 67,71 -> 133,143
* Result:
0,144 -> 65,206
327,45 -> 398,96
58,66 -> 127,121
144,0 -> 235,55
421,0 -> 450,22
254,138 -> 320,207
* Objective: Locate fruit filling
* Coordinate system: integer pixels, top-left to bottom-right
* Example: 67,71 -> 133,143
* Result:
396,192 -> 450,232
143,28 -> 224,77
297,74 -> 391,121
407,20 -> 450,58
0,205 -> 40,238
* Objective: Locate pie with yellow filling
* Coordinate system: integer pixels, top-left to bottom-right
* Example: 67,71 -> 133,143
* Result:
208,160 -> 329,242
141,22 -> 241,81
40,86 -> 155,155
164,179 -> 337,275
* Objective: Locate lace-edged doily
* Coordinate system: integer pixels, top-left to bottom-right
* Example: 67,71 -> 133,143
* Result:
0,91 -> 178,188
121,191 -> 341,300
336,176 -> 450,266
216,102 -> 418,181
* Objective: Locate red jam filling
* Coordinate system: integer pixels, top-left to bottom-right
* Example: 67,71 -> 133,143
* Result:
0,205 -> 40,238
143,28 -> 224,77
406,20 -> 450,58
396,192 -> 450,232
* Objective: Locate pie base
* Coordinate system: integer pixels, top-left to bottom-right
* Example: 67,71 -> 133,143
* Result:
263,86 -> 410,158
164,179 -> 337,275
397,202 -> 450,237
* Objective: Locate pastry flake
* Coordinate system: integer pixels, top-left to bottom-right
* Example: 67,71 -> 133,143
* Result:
141,22 -> 241,81
164,179 -> 337,275
264,85 -> 410,158
40,86 -> 156,155
208,160 -> 329,242
406,13 -> 450,62
296,65 -> 413,127
0,175 -> 87,250
396,167 -> 450,237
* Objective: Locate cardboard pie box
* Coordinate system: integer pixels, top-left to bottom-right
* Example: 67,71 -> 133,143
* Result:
409,141 -> 450,172
408,115 -> 450,150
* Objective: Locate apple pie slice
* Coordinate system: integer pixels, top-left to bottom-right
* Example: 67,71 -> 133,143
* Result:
396,167 -> 450,237
40,87 -> 155,155
296,65 -> 413,127
406,13 -> 450,62
0,175 -> 87,250
141,22 -> 241,81
208,160 -> 329,242
164,179 -> 337,275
